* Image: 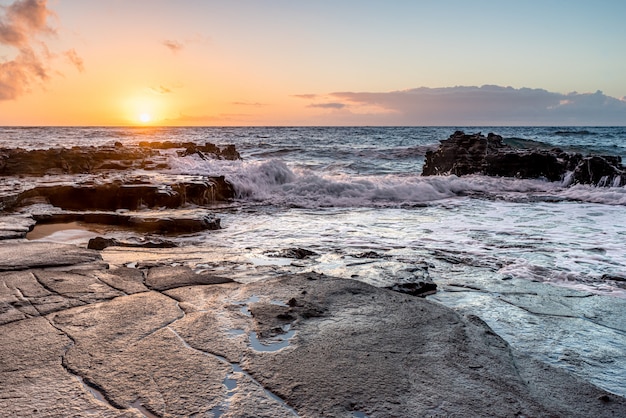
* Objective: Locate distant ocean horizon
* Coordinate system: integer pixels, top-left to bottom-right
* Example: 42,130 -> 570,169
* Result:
2,125 -> 626,396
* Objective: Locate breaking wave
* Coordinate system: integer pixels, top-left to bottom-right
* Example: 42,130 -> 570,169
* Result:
168,155 -> 626,208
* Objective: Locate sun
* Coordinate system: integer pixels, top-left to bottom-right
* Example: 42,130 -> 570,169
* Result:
139,113 -> 152,123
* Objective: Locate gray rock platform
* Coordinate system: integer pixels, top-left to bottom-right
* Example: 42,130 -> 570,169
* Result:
1,241 -> 625,417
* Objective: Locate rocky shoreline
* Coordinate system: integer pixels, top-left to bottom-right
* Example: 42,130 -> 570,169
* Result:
1,240 -> 625,417
423,130 -> 626,186
1,138 -> 626,416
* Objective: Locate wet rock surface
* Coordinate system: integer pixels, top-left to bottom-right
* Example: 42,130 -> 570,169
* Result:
31,209 -> 222,235
422,130 -> 626,186
268,247 -> 319,259
10,177 -> 234,212
1,241 -> 625,417
0,142 -> 236,244
0,141 -> 240,176
87,237 -> 178,251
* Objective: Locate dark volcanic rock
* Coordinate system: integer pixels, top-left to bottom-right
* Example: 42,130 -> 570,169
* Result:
32,209 -> 221,235
0,145 -> 158,176
422,131 -> 626,186
269,248 -> 319,259
12,178 -> 234,211
87,236 -> 178,250
385,280 -> 437,297
0,142 -> 241,176
571,155 -> 626,186
139,141 -> 241,160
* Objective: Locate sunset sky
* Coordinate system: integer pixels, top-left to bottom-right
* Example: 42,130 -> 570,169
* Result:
1,0 -> 625,126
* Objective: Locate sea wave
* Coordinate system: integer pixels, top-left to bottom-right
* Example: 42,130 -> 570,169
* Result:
168,155 -> 626,208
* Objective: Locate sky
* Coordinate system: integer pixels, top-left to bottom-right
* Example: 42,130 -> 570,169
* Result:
1,0 -> 625,126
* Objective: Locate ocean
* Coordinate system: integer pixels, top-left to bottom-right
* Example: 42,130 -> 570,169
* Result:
2,126 -> 626,396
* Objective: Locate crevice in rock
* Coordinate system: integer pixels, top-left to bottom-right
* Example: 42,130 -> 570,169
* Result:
10,285 -> 36,320
580,316 -> 626,335
43,314 -> 125,411
130,399 -> 160,418
499,297 -> 626,336
90,277 -> 130,296
167,327 -> 299,417
31,271 -> 62,297
45,313 -> 158,417
563,293 -> 595,299
498,298 -> 579,319
74,270 -> 131,297
134,305 -> 185,345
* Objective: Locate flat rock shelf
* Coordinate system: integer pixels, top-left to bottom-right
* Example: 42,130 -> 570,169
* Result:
1,241 -> 625,417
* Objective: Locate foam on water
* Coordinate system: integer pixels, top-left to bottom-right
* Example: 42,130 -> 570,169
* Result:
168,155 -> 626,207
206,200 -> 626,297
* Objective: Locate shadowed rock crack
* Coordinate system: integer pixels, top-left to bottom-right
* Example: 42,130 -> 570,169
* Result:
43,314 -> 126,412
167,327 -> 299,417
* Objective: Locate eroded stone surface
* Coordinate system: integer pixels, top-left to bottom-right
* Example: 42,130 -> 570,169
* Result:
0,317 -> 142,417
0,142 -> 240,177
146,265 -> 233,291
51,292 -> 229,416
1,243 -> 625,418
0,214 -> 35,239
169,273 -> 626,417
14,179 -> 233,211
0,241 -> 102,272
29,208 -> 222,236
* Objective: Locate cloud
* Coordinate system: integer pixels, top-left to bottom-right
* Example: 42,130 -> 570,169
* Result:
150,85 -> 173,95
0,0 -> 54,46
232,101 -> 266,107
63,48 -> 84,72
0,0 -> 79,100
322,85 -> 626,125
292,94 -> 318,100
0,47 -> 46,99
162,39 -> 184,53
308,102 -> 346,109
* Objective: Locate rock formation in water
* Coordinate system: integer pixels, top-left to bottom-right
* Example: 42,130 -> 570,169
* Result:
0,142 -> 239,237
422,131 -> 626,186
8,177 -> 234,211
0,141 -> 240,176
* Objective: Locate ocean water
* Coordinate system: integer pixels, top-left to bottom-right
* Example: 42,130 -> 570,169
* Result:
3,126 -> 626,396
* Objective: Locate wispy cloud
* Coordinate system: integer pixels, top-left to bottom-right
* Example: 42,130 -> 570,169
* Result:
316,85 -> 626,125
63,48 -> 84,72
292,94 -> 318,100
149,85 -> 173,95
232,101 -> 266,107
162,39 -> 184,53
0,0 -> 81,100
308,102 -> 346,109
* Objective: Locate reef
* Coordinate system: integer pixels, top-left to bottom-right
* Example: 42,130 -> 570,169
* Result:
422,131 -> 626,186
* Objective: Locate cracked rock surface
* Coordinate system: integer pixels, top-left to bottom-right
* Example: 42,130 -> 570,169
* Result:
1,241 -> 625,417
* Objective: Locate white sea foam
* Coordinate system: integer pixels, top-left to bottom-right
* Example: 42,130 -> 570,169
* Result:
168,154 -> 626,207
556,184 -> 626,205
